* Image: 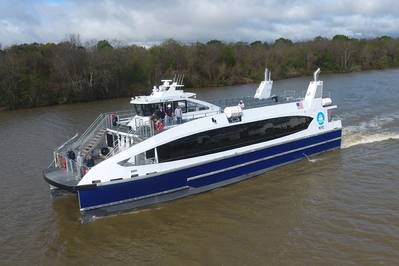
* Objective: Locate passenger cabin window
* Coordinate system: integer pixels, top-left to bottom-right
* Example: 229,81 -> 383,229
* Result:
133,104 -> 159,117
174,100 -> 187,113
187,101 -> 209,112
133,149 -> 157,165
157,116 -> 313,162
145,148 -> 155,160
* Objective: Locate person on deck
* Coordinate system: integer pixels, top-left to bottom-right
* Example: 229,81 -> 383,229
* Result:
159,106 -> 166,123
238,100 -> 245,109
174,105 -> 183,124
153,106 -> 161,120
154,118 -> 164,133
165,104 -> 173,125
85,154 -> 95,168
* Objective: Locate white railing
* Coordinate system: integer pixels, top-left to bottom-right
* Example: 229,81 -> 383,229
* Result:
105,128 -> 136,159
53,151 -> 90,179
56,133 -> 79,152
71,110 -> 133,151
276,88 -> 305,100
134,117 -> 154,139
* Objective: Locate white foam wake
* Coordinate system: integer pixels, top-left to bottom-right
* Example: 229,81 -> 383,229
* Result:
340,111 -> 399,148
342,133 -> 399,148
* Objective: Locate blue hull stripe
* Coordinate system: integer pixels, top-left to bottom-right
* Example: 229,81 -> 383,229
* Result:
79,130 -> 341,209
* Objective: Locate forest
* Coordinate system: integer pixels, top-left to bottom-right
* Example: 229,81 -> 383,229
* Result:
1,35 -> 399,110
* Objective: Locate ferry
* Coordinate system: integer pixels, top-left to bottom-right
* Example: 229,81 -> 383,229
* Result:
43,68 -> 342,220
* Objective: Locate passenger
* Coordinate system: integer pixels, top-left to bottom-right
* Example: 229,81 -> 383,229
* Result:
67,150 -> 75,160
174,105 -> 183,124
66,150 -> 76,172
85,155 -> 95,168
154,118 -> 159,132
112,115 -> 118,127
153,108 -> 160,120
153,104 -> 163,120
238,100 -> 245,109
154,118 -> 164,133
165,104 -> 173,125
77,151 -> 83,177
159,106 -> 166,123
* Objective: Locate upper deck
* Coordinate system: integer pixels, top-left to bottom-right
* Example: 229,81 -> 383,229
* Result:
130,78 -> 196,104
48,69 -> 308,182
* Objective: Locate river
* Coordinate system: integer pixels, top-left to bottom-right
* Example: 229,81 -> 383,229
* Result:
1,69 -> 399,265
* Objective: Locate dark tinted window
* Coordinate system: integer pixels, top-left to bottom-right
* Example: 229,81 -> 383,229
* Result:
145,148 -> 155,159
157,116 -> 312,162
187,101 -> 209,112
173,100 -> 187,113
133,104 -> 160,116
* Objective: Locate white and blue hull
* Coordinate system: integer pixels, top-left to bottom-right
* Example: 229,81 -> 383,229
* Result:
44,68 -> 343,221
78,129 -> 341,217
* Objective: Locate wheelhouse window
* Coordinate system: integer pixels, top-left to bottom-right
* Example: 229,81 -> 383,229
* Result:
157,116 -> 313,162
173,100 -> 187,113
132,104 -> 160,116
187,101 -> 209,112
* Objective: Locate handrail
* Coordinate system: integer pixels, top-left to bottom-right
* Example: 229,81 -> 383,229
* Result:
105,127 -> 135,159
75,109 -> 133,148
48,159 -> 55,168
77,113 -> 105,144
57,133 -> 78,151
53,151 -> 90,179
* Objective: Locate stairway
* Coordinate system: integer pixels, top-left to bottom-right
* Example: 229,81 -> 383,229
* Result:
81,129 -> 106,157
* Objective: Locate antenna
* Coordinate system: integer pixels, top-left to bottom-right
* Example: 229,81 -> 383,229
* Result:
314,68 -> 320,82
176,73 -> 184,85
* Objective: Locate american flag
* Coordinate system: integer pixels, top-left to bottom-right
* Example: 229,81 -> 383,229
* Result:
296,101 -> 304,109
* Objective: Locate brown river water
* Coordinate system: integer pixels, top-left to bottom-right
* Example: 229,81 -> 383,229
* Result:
1,69 -> 399,265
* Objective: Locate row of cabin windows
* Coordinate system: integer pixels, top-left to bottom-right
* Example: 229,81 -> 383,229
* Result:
132,100 -> 209,117
148,116 -> 313,163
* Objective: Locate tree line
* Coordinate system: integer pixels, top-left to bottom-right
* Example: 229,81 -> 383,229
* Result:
1,35 -> 399,110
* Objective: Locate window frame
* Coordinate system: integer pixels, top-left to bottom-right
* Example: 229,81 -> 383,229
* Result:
157,116 -> 313,162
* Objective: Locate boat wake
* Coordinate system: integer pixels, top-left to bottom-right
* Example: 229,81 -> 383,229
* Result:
342,132 -> 399,148
307,157 -> 324,163
342,113 -> 399,148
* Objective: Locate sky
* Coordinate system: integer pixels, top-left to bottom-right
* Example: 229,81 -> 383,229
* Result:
0,0 -> 398,47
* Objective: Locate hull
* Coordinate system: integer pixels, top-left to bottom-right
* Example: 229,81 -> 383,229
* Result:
79,129 -> 342,219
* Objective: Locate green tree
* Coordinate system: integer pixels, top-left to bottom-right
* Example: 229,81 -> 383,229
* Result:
97,40 -> 113,50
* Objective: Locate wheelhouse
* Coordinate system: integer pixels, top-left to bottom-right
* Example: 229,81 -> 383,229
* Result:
131,99 -> 211,117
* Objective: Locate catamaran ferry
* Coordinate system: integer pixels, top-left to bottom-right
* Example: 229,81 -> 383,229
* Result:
43,68 -> 342,220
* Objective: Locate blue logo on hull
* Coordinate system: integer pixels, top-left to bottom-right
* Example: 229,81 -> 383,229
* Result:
317,112 -> 325,125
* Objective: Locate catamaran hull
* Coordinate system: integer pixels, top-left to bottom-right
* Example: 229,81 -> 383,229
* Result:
78,129 -> 342,220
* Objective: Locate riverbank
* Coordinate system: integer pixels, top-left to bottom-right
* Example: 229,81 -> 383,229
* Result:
1,66 -> 398,112
1,36 -> 398,110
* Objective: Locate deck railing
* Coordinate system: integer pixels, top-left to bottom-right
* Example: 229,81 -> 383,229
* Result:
53,151 -> 90,179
